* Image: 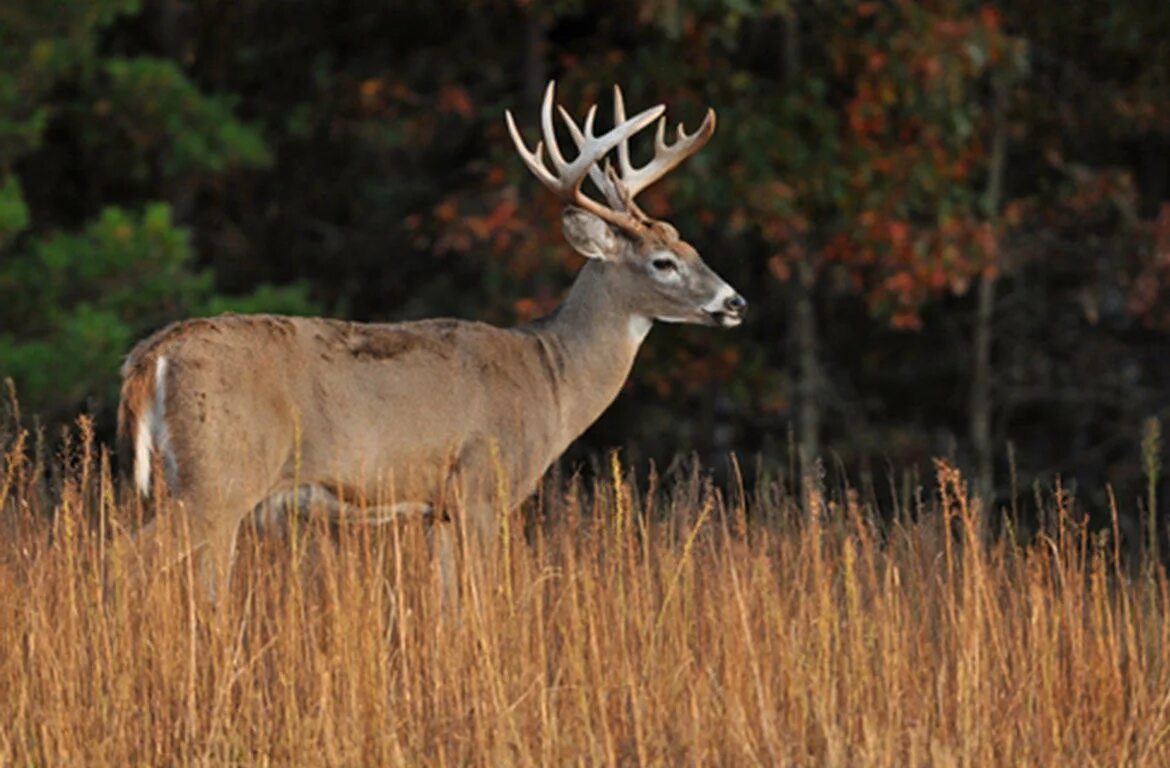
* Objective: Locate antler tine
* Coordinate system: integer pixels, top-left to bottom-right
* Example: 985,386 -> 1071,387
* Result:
506,83 -> 571,187
507,80 -> 664,232
556,104 -> 620,208
540,82 -> 569,173
505,110 -> 557,189
610,83 -> 717,201
613,84 -> 641,184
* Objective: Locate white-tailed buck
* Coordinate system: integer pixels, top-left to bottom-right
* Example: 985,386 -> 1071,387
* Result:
117,81 -> 746,601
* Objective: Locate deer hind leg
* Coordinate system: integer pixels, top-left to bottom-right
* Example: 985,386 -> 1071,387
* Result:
133,435 -> 276,606
182,472 -> 287,606
191,511 -> 243,606
117,499 -> 248,607
429,519 -> 459,613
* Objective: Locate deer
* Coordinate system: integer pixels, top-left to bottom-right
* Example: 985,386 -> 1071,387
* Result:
116,81 -> 747,603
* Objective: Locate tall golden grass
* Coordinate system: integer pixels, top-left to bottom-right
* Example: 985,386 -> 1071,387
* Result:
2,416 -> 1170,765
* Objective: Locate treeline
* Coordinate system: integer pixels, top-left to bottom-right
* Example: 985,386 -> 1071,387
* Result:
2,0 -> 1170,527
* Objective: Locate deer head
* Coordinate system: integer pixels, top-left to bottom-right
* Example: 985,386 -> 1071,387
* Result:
505,82 -> 747,330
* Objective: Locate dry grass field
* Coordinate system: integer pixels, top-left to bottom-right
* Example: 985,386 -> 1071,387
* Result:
3,417 -> 1170,766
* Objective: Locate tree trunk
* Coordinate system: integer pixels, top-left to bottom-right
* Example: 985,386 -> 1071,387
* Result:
971,274 -> 995,504
970,74 -> 1008,508
779,9 -> 821,476
794,259 -> 821,472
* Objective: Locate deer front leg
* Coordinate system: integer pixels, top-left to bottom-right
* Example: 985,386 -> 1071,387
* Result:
431,448 -> 507,612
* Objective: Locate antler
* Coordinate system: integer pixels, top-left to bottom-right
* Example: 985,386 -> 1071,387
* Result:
612,85 -> 716,204
505,81 -> 664,234
559,85 -> 716,221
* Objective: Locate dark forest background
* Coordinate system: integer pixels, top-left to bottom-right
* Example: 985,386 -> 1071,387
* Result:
4,0 -> 1170,533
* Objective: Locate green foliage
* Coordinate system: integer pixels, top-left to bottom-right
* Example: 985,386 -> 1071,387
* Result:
94,58 -> 271,180
0,204 -> 194,416
203,283 -> 318,317
0,174 -> 30,248
0,0 -> 308,424
0,204 -> 314,420
0,0 -> 141,163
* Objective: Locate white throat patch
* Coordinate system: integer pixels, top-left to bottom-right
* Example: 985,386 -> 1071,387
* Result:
628,316 -> 653,344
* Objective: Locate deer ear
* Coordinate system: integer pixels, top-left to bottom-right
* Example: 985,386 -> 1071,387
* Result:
561,206 -> 619,261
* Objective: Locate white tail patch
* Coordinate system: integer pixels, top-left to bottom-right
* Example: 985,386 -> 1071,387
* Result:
134,410 -> 152,496
135,356 -> 176,497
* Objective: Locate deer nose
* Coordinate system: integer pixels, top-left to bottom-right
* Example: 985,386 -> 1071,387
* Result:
724,294 -> 748,315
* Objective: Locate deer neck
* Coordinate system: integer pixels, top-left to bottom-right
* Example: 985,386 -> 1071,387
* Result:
527,258 -> 651,443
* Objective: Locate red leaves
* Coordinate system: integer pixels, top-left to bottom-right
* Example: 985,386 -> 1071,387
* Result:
761,1 -> 1016,329
437,84 -> 474,120
767,253 -> 792,283
1127,204 -> 1170,324
779,210 -> 998,329
979,5 -> 1002,31
434,193 -> 530,260
887,219 -> 910,249
891,310 -> 923,331
477,199 -> 519,238
433,200 -> 458,223
974,222 -> 999,265
512,294 -> 558,323
358,79 -> 384,113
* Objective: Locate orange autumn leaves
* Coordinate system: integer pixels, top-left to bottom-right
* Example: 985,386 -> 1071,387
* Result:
762,2 -> 1012,329
419,3 -> 1017,335
824,214 -> 997,330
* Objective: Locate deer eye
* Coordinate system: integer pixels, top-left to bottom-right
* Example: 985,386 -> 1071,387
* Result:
652,258 -> 678,272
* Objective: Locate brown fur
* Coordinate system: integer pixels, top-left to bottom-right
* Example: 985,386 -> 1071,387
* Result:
115,106 -> 743,603
115,235 -> 742,603
114,83 -> 742,603
344,320 -> 459,361
117,315 -> 298,487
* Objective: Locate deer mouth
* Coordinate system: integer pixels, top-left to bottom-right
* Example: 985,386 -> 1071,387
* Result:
702,286 -> 747,328
707,310 -> 744,328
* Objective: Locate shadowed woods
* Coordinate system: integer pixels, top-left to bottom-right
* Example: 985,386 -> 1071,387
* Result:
9,1 -> 1170,532
5,4 -> 1170,762
3,418 -> 1170,765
